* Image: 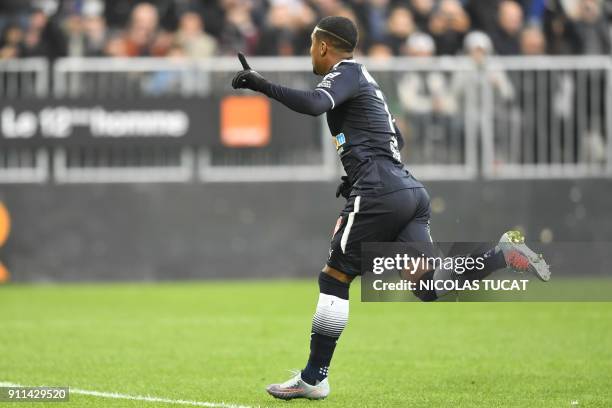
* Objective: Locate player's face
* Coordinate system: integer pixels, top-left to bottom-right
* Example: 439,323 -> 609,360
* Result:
309,32 -> 326,75
309,33 -> 318,75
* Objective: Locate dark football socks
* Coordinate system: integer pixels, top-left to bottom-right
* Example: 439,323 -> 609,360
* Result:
301,272 -> 349,385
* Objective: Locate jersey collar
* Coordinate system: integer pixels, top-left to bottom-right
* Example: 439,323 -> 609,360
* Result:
332,59 -> 357,70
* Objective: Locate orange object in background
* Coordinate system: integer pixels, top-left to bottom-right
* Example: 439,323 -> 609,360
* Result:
0,201 -> 10,283
0,263 -> 9,283
0,201 -> 9,247
221,96 -> 271,147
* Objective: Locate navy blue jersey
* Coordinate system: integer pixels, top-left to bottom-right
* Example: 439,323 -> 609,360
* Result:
314,60 -> 422,196
260,59 -> 423,196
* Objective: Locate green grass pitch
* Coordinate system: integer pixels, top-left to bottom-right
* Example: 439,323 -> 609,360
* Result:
1,281 -> 611,407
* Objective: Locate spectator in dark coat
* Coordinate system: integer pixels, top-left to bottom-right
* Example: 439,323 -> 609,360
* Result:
490,0 -> 523,55
384,7 -> 416,55
573,0 -> 610,54
543,0 -> 582,54
409,0 -> 434,32
219,1 -> 258,55
256,4 -> 294,56
464,0 -> 501,34
429,0 -> 471,55
20,8 -> 67,60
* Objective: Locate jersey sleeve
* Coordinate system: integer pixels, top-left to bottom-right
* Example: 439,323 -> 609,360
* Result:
315,65 -> 360,110
261,83 -> 333,116
258,64 -> 359,116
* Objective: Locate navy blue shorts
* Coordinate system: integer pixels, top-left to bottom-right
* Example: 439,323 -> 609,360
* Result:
326,187 -> 435,276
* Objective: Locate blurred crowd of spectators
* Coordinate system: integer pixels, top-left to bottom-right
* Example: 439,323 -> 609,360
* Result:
0,0 -> 611,60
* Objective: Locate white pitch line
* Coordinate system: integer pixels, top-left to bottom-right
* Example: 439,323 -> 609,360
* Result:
0,381 -> 256,408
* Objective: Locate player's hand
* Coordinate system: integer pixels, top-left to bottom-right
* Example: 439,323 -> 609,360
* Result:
231,53 -> 268,92
232,69 -> 267,91
335,176 -> 351,199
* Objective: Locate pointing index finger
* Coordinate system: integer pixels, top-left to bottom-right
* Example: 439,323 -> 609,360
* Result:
237,52 -> 251,70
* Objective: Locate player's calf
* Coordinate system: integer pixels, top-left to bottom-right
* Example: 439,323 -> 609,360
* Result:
409,231 -> 550,302
266,268 -> 350,400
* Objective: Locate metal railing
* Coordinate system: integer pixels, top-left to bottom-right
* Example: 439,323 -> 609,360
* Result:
1,56 -> 611,183
480,56 -> 612,178
52,146 -> 194,183
52,57 -> 336,183
0,58 -> 50,183
364,57 -> 479,180
0,58 -> 48,98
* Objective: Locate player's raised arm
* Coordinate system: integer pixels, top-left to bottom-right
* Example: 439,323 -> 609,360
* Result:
231,54 -> 334,117
231,17 -> 360,117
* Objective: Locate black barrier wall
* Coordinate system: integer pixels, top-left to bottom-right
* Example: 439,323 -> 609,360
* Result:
0,179 -> 610,281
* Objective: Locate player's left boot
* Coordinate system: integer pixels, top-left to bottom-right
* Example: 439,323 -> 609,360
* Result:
499,230 -> 551,281
266,371 -> 330,400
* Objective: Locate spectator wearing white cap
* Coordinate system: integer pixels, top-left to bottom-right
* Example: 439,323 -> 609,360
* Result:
455,30 -> 518,162
397,32 -> 461,163
463,30 -> 492,61
461,30 -> 514,99
65,0 -> 107,57
405,30 -> 435,56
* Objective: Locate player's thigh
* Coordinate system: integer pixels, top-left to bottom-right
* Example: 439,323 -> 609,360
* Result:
396,188 -> 432,243
327,192 -> 415,276
396,188 -> 437,279
327,196 -> 384,276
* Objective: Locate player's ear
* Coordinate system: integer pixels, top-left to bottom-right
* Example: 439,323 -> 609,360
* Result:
320,41 -> 328,57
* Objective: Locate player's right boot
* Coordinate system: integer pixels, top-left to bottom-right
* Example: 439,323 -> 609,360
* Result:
265,371 -> 330,400
499,230 -> 551,281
